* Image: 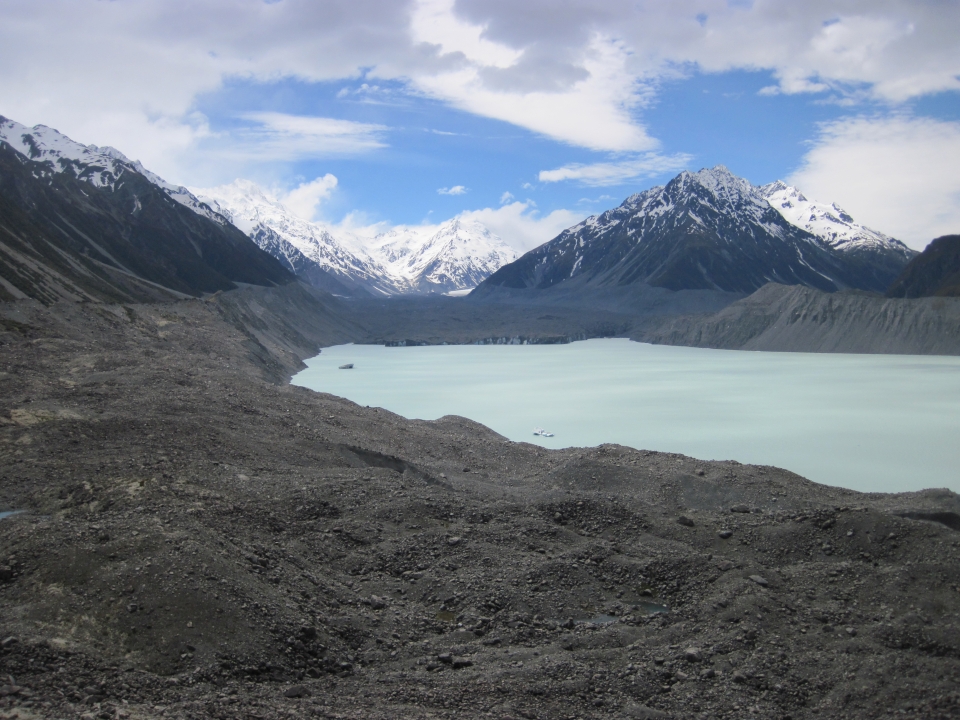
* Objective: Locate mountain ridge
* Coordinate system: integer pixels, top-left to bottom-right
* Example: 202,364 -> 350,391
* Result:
479,166 -> 915,296
193,180 -> 517,296
0,119 -> 293,303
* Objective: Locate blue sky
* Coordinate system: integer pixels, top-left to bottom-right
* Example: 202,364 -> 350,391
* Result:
2,1 -> 959,249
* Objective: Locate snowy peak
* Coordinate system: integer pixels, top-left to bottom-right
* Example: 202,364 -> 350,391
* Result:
372,217 -> 517,293
570,165 -> 785,244
191,180 -> 514,295
760,181 -> 914,259
481,165 -> 916,295
192,180 -> 394,295
0,115 -> 224,224
193,179 -> 297,235
677,165 -> 756,205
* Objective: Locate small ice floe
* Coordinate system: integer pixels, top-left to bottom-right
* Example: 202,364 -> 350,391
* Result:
533,427 -> 554,437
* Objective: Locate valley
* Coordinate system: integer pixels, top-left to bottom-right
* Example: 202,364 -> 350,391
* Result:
1,112 -> 959,720
1,287 -> 959,720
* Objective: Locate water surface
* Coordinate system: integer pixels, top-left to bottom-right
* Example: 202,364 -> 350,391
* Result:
293,340 -> 960,494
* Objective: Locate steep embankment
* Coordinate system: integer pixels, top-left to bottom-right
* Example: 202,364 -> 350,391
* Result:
634,283 -> 960,354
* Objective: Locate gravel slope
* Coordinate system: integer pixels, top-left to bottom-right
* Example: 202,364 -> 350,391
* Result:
0,287 -> 959,719
633,283 -> 960,355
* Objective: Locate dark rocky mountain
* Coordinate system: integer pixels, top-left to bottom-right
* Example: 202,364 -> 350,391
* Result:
479,166 -> 913,296
886,234 -> 960,298
0,120 -> 293,304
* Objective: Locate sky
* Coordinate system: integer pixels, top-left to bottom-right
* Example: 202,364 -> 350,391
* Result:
1,0 -> 959,251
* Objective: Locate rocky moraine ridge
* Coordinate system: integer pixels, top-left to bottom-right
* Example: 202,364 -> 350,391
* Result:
0,285 -> 959,720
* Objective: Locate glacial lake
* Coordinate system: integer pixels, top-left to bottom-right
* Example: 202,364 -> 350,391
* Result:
292,339 -> 960,495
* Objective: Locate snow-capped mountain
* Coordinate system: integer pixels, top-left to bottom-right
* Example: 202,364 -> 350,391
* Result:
759,180 -> 917,291
760,181 -> 915,259
480,166 -> 914,295
370,218 -> 518,293
0,116 -> 224,224
0,118 -> 292,302
193,180 -> 516,295
192,180 -> 397,296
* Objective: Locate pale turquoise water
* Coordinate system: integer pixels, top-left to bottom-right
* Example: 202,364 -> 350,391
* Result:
292,339 -> 960,494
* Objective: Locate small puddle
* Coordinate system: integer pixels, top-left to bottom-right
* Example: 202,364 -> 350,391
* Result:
577,614 -> 619,626
0,510 -> 24,520
577,602 -> 669,625
637,601 -> 669,615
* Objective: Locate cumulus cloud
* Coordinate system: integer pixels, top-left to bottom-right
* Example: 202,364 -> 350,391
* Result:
1,0 -> 958,182
499,191 -> 514,204
438,185 -> 468,195
410,4 -> 658,152
465,1 -> 960,100
539,152 -> 693,186
788,115 -> 960,249
279,174 -> 339,221
458,201 -> 585,252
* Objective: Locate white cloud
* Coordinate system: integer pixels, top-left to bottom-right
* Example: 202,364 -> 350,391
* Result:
279,174 -> 339,221
327,200 -> 581,255
499,191 -> 514,204
409,14 -> 658,152
539,152 -> 693,187
233,113 -> 387,158
788,115 -> 960,249
458,201 -> 585,252
438,185 -> 468,195
1,0 -> 959,182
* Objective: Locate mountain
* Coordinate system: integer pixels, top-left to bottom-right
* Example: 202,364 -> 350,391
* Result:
0,116 -> 224,225
370,218 -> 517,294
479,166 -> 914,296
0,116 -> 292,303
761,180 -> 917,289
886,235 -> 960,298
192,180 -> 395,297
194,180 -> 516,295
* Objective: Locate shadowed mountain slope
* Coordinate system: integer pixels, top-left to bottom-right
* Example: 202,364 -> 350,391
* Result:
886,234 -> 960,298
0,141 -> 292,303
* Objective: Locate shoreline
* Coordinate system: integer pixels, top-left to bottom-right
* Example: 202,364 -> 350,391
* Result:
295,338 -> 960,496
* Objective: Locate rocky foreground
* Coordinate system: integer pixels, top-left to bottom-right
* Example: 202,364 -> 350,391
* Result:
1,289 -> 960,720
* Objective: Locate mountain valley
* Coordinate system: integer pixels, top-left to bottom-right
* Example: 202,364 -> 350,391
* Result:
1,114 -> 960,719
2,284 -> 960,720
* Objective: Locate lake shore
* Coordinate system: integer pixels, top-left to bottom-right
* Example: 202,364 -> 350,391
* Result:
2,285 -> 959,719
294,340 -> 960,494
